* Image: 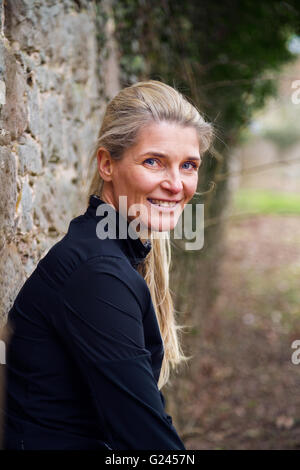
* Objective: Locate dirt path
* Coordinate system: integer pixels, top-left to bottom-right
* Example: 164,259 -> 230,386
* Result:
184,214 -> 300,450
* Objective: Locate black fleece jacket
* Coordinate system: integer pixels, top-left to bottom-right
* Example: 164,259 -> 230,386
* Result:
2,194 -> 186,450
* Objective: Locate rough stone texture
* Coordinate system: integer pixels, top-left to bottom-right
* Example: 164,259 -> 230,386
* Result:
0,46 -> 28,140
0,0 -> 120,326
0,147 -> 17,253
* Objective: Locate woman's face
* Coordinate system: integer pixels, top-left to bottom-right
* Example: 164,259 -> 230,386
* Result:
98,121 -> 202,236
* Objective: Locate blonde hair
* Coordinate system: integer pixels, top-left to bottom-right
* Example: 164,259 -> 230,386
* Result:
85,80 -> 213,390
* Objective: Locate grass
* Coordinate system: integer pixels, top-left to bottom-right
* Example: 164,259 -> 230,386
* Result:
233,188 -> 300,215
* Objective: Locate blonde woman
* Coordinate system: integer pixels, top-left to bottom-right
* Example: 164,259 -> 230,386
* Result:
2,80 -> 213,450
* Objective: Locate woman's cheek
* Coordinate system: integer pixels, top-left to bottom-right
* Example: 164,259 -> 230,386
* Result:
186,175 -> 198,199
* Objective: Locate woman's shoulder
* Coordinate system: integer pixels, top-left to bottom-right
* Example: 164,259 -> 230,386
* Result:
62,254 -> 151,312
38,217 -> 147,296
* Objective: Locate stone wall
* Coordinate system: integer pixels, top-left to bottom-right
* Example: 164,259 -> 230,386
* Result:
0,0 -> 120,326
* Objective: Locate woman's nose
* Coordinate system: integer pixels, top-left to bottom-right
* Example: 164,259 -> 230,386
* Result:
160,170 -> 183,194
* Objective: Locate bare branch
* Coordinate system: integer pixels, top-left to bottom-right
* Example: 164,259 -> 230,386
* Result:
215,156 -> 300,182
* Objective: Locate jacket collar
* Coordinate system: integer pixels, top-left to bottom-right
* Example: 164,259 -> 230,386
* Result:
87,194 -> 152,267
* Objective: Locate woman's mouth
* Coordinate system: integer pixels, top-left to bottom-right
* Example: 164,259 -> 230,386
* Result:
147,198 -> 180,209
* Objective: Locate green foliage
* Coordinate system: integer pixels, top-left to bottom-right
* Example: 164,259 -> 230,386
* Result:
111,0 -> 300,139
233,188 -> 300,214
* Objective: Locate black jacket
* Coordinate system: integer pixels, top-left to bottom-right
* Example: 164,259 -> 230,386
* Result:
2,194 -> 186,450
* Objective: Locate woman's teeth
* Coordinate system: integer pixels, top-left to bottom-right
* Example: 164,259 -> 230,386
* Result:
148,198 -> 178,208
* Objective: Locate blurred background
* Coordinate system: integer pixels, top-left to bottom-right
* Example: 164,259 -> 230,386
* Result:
1,0 -> 300,450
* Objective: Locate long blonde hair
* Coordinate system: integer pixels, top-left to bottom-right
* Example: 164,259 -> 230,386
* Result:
85,80 -> 213,390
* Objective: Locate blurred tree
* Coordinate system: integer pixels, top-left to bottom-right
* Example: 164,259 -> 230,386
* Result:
102,0 -> 300,430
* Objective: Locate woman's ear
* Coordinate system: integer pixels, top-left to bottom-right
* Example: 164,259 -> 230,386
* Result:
97,147 -> 114,181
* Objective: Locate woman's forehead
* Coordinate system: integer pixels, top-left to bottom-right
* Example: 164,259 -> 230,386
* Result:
130,122 -> 200,154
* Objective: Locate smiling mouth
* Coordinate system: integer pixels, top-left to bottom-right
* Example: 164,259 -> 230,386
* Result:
147,198 -> 180,208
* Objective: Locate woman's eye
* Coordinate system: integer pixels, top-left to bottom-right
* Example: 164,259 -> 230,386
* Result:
182,161 -> 198,170
144,158 -> 159,166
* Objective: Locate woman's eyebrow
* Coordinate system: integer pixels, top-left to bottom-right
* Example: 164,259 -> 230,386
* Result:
140,151 -> 201,161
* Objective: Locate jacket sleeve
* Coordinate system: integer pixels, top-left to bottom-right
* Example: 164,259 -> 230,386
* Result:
59,256 -> 186,450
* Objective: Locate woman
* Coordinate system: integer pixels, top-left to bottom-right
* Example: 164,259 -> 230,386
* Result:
1,80 -> 213,450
